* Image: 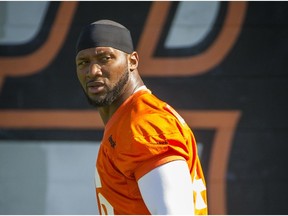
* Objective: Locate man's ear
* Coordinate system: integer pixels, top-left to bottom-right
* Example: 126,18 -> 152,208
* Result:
129,51 -> 139,71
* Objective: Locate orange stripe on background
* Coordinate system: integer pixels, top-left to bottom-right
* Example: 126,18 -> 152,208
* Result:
0,2 -> 78,77
137,1 -> 247,76
0,110 -> 103,129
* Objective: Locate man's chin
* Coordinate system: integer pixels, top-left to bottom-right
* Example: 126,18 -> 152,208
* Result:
87,98 -> 105,107
87,95 -> 113,107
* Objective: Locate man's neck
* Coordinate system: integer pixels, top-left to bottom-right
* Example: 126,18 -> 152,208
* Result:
98,84 -> 146,126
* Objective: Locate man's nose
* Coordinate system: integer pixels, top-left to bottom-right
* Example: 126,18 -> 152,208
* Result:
88,63 -> 102,77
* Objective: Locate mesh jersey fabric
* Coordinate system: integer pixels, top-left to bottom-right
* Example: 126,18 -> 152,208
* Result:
95,89 -> 208,215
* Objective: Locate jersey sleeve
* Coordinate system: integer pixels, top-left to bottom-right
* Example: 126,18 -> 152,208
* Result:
115,112 -> 192,181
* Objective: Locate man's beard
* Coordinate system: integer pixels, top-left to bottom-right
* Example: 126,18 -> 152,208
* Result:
84,69 -> 129,107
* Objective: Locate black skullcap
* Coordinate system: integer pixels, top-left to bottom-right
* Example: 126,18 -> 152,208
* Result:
76,20 -> 134,54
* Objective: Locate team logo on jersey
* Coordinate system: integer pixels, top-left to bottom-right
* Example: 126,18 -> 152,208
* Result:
108,135 -> 116,148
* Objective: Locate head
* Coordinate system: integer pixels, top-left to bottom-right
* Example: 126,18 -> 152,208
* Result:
75,20 -> 140,107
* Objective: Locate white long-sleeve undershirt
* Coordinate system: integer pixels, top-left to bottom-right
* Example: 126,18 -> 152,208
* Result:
138,160 -> 195,215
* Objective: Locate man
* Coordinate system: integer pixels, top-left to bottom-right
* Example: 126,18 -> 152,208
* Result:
75,19 -> 208,215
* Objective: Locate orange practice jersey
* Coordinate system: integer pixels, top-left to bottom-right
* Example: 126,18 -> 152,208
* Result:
95,89 -> 208,215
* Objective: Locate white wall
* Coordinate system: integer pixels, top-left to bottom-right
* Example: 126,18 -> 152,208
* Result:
0,140 -> 100,214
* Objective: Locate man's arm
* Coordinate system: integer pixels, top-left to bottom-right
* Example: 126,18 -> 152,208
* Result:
137,160 -> 195,215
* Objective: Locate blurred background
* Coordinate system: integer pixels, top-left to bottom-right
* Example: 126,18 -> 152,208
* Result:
0,1 -> 288,214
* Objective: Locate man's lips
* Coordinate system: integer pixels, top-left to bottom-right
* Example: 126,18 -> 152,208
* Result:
86,81 -> 105,94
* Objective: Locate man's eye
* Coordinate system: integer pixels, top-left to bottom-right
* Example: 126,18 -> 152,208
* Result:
100,56 -> 111,62
78,61 -> 88,66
